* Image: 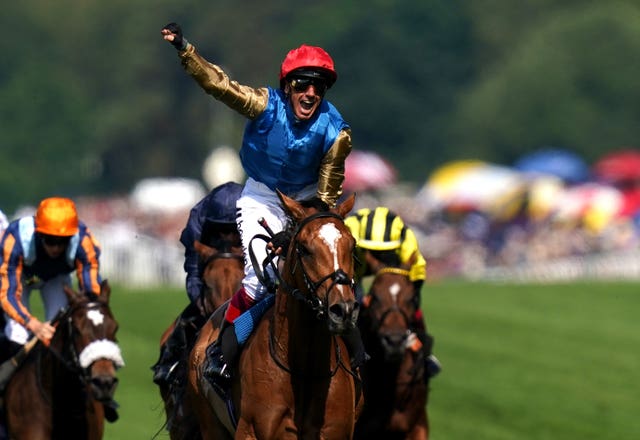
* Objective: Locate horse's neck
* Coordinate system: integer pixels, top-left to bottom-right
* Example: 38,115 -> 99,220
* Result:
274,293 -> 334,367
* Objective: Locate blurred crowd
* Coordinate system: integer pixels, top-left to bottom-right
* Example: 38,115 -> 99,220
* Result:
4,148 -> 640,285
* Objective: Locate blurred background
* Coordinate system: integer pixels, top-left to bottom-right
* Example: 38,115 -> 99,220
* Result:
2,0 -> 640,285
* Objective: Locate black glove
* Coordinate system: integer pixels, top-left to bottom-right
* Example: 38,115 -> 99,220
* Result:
163,22 -> 188,51
270,230 -> 292,255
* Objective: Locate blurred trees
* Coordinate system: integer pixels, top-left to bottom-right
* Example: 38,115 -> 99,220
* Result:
1,0 -> 639,212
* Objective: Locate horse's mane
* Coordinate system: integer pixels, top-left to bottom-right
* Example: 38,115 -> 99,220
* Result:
296,196 -> 330,212
369,250 -> 402,268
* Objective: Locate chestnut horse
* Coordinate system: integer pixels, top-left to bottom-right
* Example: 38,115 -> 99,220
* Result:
354,252 -> 429,440
188,191 -> 363,439
158,240 -> 244,440
4,280 -> 124,440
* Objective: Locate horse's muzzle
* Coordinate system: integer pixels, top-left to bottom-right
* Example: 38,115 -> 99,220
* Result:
327,300 -> 360,334
90,373 -> 119,402
380,331 -> 408,361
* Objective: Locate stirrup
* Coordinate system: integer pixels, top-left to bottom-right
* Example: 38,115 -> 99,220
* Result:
204,342 -> 232,382
152,360 -> 179,386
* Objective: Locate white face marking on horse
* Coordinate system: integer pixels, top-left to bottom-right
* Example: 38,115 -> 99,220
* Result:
87,309 -> 105,326
389,283 -> 401,303
319,223 -> 347,294
319,223 -> 342,270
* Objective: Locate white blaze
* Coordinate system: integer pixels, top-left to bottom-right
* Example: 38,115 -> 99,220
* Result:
319,223 -> 346,295
87,309 -> 105,326
319,224 -> 342,271
389,282 -> 401,303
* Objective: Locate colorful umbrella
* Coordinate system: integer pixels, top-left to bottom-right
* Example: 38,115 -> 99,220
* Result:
514,148 -> 589,184
592,149 -> 640,183
421,160 -> 526,217
343,150 -> 397,192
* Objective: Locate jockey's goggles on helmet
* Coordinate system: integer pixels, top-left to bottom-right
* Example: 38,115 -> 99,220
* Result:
41,234 -> 71,247
289,77 -> 328,96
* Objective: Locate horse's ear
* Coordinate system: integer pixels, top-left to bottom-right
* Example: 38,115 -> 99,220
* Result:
277,190 -> 306,222
63,284 -> 81,304
335,193 -> 356,218
99,279 -> 111,303
403,251 -> 418,270
194,240 -> 216,260
364,250 -> 383,273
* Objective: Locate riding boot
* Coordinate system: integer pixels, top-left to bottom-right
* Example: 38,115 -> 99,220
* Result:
103,399 -> 120,423
342,327 -> 370,370
152,318 -> 188,386
412,310 -> 441,380
202,287 -> 254,385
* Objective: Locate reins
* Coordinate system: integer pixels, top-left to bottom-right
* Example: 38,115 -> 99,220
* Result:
249,211 -> 355,318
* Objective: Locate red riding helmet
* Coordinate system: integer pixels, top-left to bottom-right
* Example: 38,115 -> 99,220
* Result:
35,197 -> 79,237
279,44 -> 337,89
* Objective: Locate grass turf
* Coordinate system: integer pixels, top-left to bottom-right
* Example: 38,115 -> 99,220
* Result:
30,281 -> 638,439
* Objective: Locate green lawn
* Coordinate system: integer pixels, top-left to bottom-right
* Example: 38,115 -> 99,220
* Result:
51,281 -> 639,439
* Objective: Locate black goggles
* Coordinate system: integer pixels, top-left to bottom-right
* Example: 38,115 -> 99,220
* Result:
41,235 -> 71,247
289,77 -> 328,95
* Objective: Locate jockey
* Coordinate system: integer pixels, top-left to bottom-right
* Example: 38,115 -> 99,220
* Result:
0,197 -> 119,421
160,23 -> 364,386
152,181 -> 243,386
345,207 -> 441,379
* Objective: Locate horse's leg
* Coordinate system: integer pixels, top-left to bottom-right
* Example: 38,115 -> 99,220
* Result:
407,411 -> 428,440
187,317 -> 231,439
155,320 -> 178,430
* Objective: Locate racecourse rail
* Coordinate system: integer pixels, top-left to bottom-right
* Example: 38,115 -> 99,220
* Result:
93,226 -> 640,288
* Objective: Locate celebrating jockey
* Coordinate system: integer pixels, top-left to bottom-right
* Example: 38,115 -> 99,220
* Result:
160,22 -> 363,386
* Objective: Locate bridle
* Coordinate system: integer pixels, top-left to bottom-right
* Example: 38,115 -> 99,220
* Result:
273,211 -> 355,319
367,267 -> 414,335
258,211 -> 358,379
39,300 -> 124,388
201,240 -> 244,268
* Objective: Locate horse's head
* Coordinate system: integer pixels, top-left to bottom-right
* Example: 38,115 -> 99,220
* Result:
59,280 -> 124,403
363,252 -> 419,361
277,190 -> 358,334
194,239 -> 244,314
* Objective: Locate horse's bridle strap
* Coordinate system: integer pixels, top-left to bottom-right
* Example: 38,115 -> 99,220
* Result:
377,267 -> 411,277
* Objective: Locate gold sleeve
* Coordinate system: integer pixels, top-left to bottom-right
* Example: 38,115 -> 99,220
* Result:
317,129 -> 352,207
179,44 -> 269,120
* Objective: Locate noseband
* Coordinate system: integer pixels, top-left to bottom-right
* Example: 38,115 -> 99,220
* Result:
45,301 -> 124,383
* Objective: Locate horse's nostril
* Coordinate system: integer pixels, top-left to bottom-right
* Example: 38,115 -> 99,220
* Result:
329,303 -> 347,319
92,375 -> 118,393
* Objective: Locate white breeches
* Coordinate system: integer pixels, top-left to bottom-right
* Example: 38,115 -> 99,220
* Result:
4,273 -> 72,344
237,178 -> 316,301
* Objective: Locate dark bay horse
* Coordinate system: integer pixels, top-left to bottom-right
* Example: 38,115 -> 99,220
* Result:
4,280 -> 123,440
355,252 -> 429,440
188,191 -> 364,439
158,240 -> 244,440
